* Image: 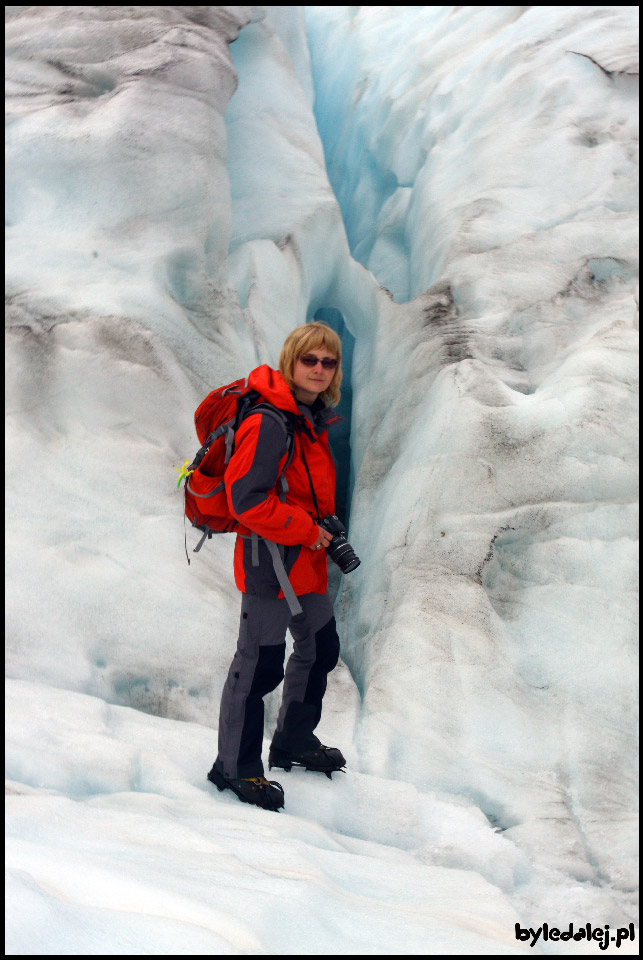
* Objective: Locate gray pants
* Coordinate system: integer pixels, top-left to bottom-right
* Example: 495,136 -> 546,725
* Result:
215,590 -> 340,779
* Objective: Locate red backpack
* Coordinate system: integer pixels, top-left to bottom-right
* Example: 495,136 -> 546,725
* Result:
176,377 -> 295,561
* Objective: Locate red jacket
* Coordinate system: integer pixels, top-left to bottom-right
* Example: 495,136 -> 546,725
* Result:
224,365 -> 342,598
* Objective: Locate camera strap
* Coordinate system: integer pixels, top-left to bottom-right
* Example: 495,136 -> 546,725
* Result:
298,439 -> 321,522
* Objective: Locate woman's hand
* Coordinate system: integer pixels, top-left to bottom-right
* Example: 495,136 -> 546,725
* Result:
309,526 -> 333,552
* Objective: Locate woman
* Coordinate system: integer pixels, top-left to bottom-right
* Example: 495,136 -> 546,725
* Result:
207,322 -> 347,811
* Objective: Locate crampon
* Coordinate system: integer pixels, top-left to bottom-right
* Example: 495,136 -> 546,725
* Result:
207,765 -> 284,811
268,744 -> 346,780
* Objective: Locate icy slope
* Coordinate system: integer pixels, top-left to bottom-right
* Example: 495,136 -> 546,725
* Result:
7,679 -> 541,957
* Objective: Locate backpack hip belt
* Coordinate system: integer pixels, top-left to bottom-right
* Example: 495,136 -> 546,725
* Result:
238,532 -> 303,618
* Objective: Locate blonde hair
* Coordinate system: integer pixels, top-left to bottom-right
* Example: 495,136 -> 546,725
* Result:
279,322 -> 342,407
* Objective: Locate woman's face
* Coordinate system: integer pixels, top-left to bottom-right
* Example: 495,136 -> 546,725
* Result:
291,347 -> 338,402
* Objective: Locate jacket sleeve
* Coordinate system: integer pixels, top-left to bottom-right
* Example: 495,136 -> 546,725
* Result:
225,412 -> 319,547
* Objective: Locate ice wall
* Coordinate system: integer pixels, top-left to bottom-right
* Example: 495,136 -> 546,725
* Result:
6,5 -> 258,725
304,5 -> 639,894
307,6 -> 639,304
5,1 -> 639,922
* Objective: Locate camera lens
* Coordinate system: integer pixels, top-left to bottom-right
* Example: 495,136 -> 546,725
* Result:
340,553 -> 361,573
319,515 -> 360,574
327,536 -> 361,574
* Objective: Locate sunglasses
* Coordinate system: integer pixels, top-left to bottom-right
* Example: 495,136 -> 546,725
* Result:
298,354 -> 338,370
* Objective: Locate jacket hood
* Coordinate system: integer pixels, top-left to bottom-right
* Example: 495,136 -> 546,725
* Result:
247,364 -> 300,415
248,364 -> 343,434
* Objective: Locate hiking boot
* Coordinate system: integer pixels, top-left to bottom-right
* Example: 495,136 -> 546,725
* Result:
268,744 -> 346,779
207,765 -> 284,811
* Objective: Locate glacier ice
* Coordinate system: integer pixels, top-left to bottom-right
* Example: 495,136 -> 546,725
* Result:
5,4 -> 639,955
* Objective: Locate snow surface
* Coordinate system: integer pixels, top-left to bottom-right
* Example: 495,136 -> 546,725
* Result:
5,4 -> 639,955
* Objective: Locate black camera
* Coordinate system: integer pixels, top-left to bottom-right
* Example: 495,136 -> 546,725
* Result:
319,515 -> 361,574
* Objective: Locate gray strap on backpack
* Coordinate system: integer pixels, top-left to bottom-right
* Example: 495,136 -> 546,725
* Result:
224,423 -> 236,464
263,539 -> 303,617
194,527 -> 212,553
186,479 -> 224,499
241,533 -> 302,617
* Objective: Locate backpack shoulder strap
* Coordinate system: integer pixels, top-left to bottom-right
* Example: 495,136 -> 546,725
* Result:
241,402 -> 296,462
